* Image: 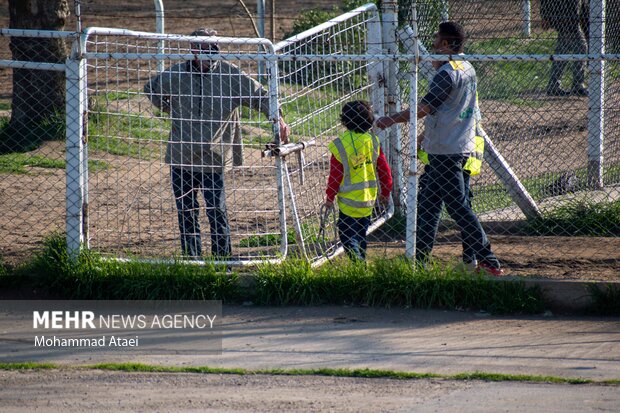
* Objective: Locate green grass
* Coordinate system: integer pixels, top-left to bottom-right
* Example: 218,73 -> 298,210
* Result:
2,362 -> 617,385
4,234 -> 542,314
0,362 -> 56,370
103,91 -> 134,101
239,88 -> 346,144
0,114 -> 65,154
0,101 -> 11,111
239,223 -> 320,247
16,234 -> 239,301
450,371 -> 590,384
587,284 -> 620,315
471,163 -> 620,216
524,199 -> 620,237
467,38 -> 557,102
0,153 -> 65,174
88,109 -> 169,160
253,257 -> 544,314
0,153 -> 109,174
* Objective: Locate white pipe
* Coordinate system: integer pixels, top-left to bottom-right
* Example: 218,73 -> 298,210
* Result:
257,0 -> 265,37
274,3 -> 378,51
587,0 -> 606,189
264,43 -> 289,259
0,28 -> 76,37
368,8 -> 386,147
257,0 -> 265,82
65,48 -> 87,260
405,7 -> 419,261
441,0 -> 449,21
522,0 -> 531,38
382,0 -> 405,213
153,0 -> 165,72
0,60 -> 65,71
79,52 -> 620,62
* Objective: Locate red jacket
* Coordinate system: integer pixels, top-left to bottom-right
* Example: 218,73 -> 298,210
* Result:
325,148 -> 392,203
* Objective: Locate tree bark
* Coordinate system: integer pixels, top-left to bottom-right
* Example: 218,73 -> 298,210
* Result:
6,0 -> 70,152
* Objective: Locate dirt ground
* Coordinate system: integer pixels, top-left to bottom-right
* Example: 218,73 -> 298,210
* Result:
0,0 -> 618,280
2,369 -> 619,413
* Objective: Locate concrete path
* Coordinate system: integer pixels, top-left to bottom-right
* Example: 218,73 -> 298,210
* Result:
1,305 -> 619,412
2,305 -> 619,380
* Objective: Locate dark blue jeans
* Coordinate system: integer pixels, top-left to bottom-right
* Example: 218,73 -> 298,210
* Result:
171,167 -> 231,258
417,154 -> 500,268
462,170 -> 475,263
338,212 -> 371,261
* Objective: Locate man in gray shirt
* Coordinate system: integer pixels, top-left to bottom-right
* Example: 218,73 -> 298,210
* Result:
376,21 -> 502,276
145,28 -> 289,259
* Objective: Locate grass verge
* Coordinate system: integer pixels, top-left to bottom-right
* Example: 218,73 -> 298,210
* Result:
4,234 -> 543,314
0,153 -> 109,174
524,199 -> 620,237
254,258 -> 544,314
1,362 -> 618,385
13,234 -> 239,301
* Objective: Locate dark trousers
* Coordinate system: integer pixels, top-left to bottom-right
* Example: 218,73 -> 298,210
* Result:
462,170 -> 475,263
171,166 -> 231,258
417,154 -> 500,268
549,25 -> 587,89
338,212 -> 371,261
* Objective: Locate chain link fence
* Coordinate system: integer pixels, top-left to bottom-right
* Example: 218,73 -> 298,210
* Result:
0,0 -> 618,278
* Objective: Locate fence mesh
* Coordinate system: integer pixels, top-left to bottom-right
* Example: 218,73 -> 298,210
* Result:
0,1 -> 619,278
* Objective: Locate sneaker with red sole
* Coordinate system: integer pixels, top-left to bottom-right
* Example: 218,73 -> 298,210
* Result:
476,262 -> 505,277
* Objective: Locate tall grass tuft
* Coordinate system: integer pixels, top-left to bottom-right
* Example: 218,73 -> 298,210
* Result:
4,236 -> 550,315
525,199 -> 620,237
21,234 -> 240,301
587,284 -> 620,315
254,257 -> 544,314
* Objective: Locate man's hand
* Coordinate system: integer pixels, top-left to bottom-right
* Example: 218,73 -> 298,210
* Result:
375,116 -> 395,130
279,118 -> 290,144
323,199 -> 334,210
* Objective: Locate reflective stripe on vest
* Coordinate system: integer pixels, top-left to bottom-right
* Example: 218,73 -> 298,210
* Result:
329,131 -> 380,218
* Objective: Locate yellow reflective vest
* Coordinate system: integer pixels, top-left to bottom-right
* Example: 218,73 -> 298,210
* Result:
417,134 -> 484,176
328,131 -> 380,218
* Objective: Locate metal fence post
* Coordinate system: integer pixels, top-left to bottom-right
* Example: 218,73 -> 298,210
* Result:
405,8 -> 419,261
266,46 -> 288,259
588,0 -> 606,189
154,0 -> 165,73
368,9 -> 386,137
382,0 -> 404,213
522,0 -> 531,37
65,46 -> 87,260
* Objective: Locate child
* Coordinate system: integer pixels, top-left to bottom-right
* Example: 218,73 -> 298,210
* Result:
324,100 -> 392,261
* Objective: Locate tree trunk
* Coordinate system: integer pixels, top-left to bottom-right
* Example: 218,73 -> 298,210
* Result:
5,0 -> 70,152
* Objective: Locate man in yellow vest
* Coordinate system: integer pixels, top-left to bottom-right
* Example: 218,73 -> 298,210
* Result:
376,21 -> 503,276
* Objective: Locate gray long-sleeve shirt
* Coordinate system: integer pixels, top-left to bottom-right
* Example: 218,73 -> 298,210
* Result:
144,60 -> 271,172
